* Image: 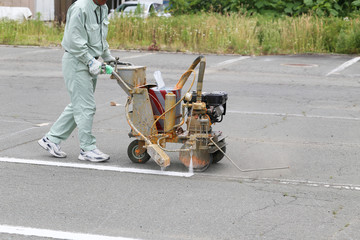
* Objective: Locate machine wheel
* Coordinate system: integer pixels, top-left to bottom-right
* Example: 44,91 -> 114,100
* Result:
211,145 -> 226,164
127,140 -> 150,164
179,144 -> 213,172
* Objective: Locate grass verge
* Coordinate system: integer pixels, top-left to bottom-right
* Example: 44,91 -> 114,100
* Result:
1,13 -> 360,55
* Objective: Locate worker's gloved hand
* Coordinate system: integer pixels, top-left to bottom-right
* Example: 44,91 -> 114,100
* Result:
102,55 -> 116,64
116,60 -> 133,66
88,58 -> 102,76
100,64 -> 114,75
103,55 -> 133,66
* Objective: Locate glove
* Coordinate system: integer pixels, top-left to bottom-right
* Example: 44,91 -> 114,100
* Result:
103,55 -> 133,66
105,65 -> 114,74
100,64 -> 114,75
102,55 -> 116,64
116,61 -> 133,66
88,58 -> 102,76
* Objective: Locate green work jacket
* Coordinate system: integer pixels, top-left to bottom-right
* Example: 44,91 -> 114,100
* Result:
62,0 -> 112,66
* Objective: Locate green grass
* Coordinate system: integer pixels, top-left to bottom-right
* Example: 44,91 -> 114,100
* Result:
1,13 -> 360,55
0,18 -> 64,47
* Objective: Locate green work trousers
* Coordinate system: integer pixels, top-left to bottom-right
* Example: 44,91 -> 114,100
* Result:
46,52 -> 97,151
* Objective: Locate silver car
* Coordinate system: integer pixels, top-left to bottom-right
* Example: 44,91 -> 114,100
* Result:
108,1 -> 171,18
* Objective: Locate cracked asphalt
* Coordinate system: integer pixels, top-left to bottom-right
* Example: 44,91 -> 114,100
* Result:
0,45 -> 360,239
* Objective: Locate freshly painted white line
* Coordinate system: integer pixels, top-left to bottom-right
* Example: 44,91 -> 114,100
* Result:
212,56 -> 250,68
0,157 -> 194,178
0,224 -> 138,240
227,110 -> 360,121
326,56 -> 360,76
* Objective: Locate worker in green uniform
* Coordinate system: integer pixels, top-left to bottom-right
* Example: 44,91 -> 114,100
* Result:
38,0 -> 116,162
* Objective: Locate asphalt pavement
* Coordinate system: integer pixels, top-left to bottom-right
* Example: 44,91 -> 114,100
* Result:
0,45 -> 360,239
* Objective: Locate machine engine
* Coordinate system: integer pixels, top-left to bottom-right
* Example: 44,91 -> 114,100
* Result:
185,91 -> 228,124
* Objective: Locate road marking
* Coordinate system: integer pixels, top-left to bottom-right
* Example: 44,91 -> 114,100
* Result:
212,56 -> 250,68
0,127 -> 39,140
281,63 -> 318,67
0,119 -> 31,124
0,122 -> 50,140
227,110 -> 360,121
199,174 -> 360,191
262,177 -> 360,191
0,119 -> 50,126
122,53 -> 154,60
326,56 -> 360,76
0,224 -> 139,240
0,48 -> 58,60
34,122 -> 50,127
0,157 -> 194,178
207,56 -> 250,73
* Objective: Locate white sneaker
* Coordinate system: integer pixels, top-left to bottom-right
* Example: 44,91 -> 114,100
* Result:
38,136 -> 67,158
78,148 -> 110,162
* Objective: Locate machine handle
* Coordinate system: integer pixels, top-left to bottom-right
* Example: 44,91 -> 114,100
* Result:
196,57 -> 206,102
175,55 -> 206,90
111,71 -> 132,96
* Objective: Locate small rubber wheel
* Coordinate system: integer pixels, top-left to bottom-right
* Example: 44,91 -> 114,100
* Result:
211,145 -> 226,164
127,140 -> 150,163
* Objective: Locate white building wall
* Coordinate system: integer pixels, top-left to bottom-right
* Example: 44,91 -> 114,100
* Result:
35,0 -> 54,20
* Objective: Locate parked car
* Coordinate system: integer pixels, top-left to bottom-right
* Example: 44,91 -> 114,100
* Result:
108,1 -> 171,19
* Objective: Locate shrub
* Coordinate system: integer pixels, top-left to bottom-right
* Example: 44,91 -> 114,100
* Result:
169,0 -> 360,17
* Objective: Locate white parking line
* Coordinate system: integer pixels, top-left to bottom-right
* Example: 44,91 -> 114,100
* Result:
211,56 -> 250,68
0,122 -> 49,140
206,56 -> 250,73
0,157 -> 194,178
0,48 -> 58,60
0,224 -> 139,240
122,53 -> 154,60
227,110 -> 360,121
0,119 -> 31,124
0,127 -> 39,141
326,56 -> 360,76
